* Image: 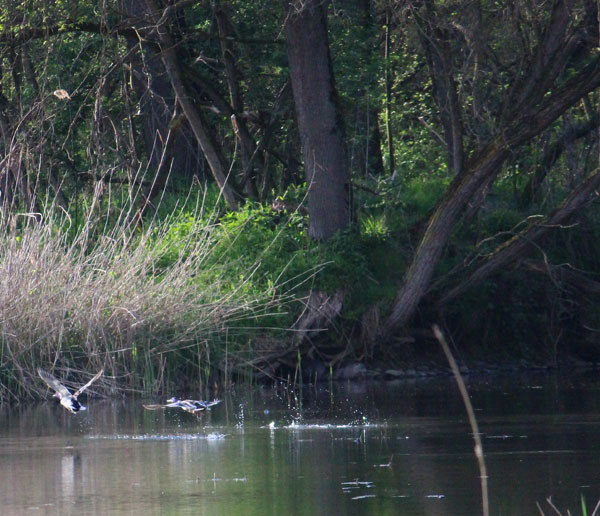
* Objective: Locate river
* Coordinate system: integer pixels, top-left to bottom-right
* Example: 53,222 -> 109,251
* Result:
1,371 -> 600,515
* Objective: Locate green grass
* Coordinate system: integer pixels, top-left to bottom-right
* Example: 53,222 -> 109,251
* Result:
536,495 -> 600,515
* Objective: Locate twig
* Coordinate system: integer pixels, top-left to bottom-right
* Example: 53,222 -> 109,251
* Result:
544,496 -> 563,515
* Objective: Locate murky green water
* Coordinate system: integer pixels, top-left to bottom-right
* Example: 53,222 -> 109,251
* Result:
2,372 -> 600,515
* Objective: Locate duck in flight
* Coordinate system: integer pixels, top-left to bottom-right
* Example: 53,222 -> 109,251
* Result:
143,397 -> 221,415
38,368 -> 104,413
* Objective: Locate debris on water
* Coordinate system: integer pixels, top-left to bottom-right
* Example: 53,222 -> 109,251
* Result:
351,494 -> 376,500
282,422 -> 381,430
188,476 -> 247,483
262,421 -> 371,430
426,494 -> 445,499
333,436 -> 361,443
342,479 -> 375,495
341,480 -> 374,489
88,433 -> 227,441
374,455 -> 393,468
341,481 -> 373,486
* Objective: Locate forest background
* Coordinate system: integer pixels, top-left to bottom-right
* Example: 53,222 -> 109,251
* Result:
1,0 -> 599,400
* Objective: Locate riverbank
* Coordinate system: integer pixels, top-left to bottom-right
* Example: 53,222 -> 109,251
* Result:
1,182 -> 599,401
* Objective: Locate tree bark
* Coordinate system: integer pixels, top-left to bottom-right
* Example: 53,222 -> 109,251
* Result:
284,0 -> 350,240
384,7 -> 395,175
417,0 -> 464,175
144,0 -> 239,210
212,1 -> 261,199
521,115 -> 600,206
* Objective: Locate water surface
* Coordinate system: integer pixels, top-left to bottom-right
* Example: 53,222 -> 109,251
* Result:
2,372 -> 600,515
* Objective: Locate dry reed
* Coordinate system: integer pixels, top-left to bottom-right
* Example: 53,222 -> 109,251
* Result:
433,324 -> 489,516
0,190 -> 297,402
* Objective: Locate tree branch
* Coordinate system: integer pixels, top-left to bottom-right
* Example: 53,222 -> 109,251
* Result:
438,167 -> 600,306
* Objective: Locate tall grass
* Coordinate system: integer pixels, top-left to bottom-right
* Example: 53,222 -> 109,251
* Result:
0,186 -> 304,402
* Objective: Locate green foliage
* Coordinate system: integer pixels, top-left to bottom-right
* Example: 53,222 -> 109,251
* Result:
143,184 -> 406,329
403,176 -> 450,213
210,201 -> 405,317
355,174 -> 449,236
2,0 -> 600,383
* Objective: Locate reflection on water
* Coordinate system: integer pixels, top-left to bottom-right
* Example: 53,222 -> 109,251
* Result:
2,372 -> 600,514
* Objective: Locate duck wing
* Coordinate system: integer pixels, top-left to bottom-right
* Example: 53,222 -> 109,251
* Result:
38,369 -> 72,398
185,399 -> 222,411
142,403 -> 169,410
73,369 -> 104,399
182,400 -> 204,411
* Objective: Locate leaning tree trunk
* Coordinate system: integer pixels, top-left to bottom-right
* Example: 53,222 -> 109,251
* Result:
382,57 -> 600,337
144,0 -> 239,211
284,0 -> 350,240
380,0 -> 600,338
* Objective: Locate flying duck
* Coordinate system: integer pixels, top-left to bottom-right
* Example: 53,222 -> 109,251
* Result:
143,397 -> 221,415
38,368 -> 104,413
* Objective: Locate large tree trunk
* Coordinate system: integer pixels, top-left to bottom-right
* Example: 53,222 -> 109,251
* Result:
284,0 -> 350,240
383,56 -> 600,337
380,0 -> 600,337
